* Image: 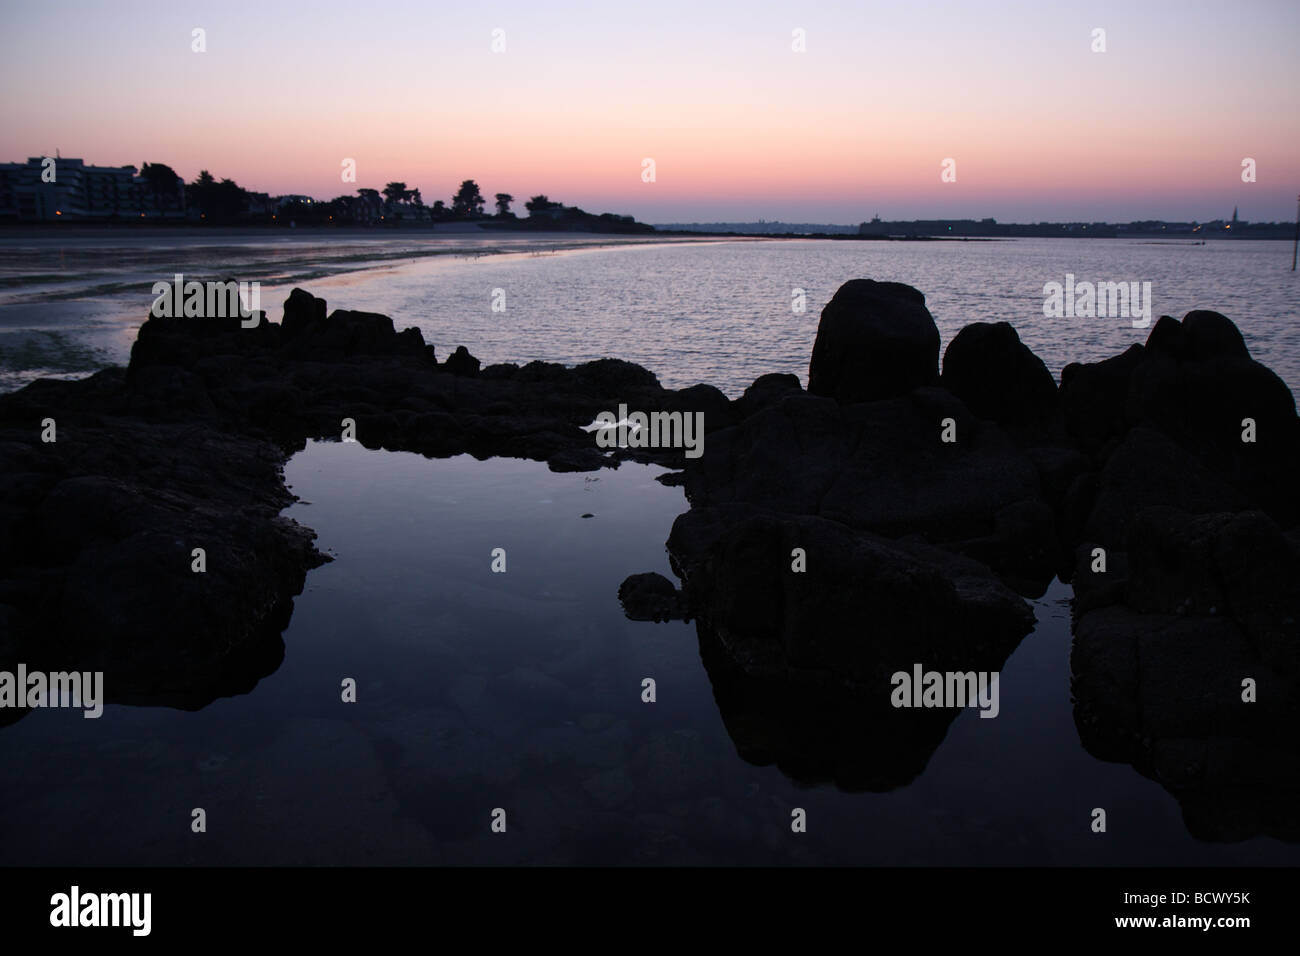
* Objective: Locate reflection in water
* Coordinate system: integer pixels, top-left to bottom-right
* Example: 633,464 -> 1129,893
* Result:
2,445 -> 1298,864
1071,509 -> 1300,842
661,503 -> 1035,792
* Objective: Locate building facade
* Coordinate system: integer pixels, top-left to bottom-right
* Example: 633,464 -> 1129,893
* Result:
0,157 -> 187,221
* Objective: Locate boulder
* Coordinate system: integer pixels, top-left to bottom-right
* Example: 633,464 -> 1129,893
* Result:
1182,309 -> 1249,362
443,345 -> 481,377
940,321 -> 1059,428
282,287 -> 327,335
667,504 -> 1034,684
683,387 -> 1058,588
808,280 -> 939,403
617,572 -> 688,622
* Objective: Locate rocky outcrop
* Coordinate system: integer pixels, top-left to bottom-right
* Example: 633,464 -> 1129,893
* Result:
1071,506 -> 1300,840
667,505 -> 1034,683
634,280 -> 1297,810
617,572 -> 688,622
940,321 -> 1059,430
0,411 -> 324,722
680,385 -> 1059,592
808,279 -> 939,403
0,288 -> 723,719
1062,310 -> 1300,536
662,504 -> 1031,789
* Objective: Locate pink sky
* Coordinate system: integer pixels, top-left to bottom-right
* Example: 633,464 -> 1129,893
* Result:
2,0 -> 1296,222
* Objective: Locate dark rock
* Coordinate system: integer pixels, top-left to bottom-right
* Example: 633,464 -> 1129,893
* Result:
1060,344 -> 1147,456
1070,541 -> 1128,616
282,287 -> 327,335
666,383 -> 734,432
1062,309 -> 1299,535
0,289 -> 732,716
734,373 -> 803,420
1144,315 -> 1185,360
667,504 -> 1033,684
940,321 -> 1059,428
1083,426 -> 1248,549
1071,495 -> 1300,841
547,446 -> 611,473
443,345 -> 481,377
682,386 -> 1058,589
808,280 -> 939,403
667,504 -> 1032,789
617,572 -> 688,622
572,358 -> 660,393
1182,309 -> 1249,362
1126,507 -> 1300,672
1072,588 -> 1300,841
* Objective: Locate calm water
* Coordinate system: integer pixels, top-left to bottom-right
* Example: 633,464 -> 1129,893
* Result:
0,232 -> 1297,400
2,235 -> 1298,864
1,443 -> 1296,865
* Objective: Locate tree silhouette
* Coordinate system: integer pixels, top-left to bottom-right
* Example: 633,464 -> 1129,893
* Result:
495,192 -> 514,217
186,170 -> 246,222
452,179 -> 485,218
383,182 -> 408,205
139,162 -> 181,215
525,194 -> 559,214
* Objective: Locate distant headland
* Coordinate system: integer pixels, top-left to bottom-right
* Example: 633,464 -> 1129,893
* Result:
658,210 -> 1296,240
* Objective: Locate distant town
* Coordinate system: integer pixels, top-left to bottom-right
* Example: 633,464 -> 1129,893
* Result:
1,155 -> 1293,239
661,212 -> 1297,240
0,155 -> 652,233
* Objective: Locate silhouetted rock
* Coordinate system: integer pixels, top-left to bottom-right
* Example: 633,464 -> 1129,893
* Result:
617,572 -> 688,622
571,357 -> 660,393
1061,310 -> 1300,543
282,287 -> 327,334
1071,506 -> 1300,841
664,503 -> 1032,789
667,504 -> 1034,683
1060,344 -> 1147,456
1144,315 -> 1185,360
443,345 -> 481,377
808,280 -> 939,403
940,321 -> 1059,428
682,386 -> 1058,590
0,287 -> 723,716
734,372 -> 803,420
547,446 -> 611,473
1082,426 -> 1248,548
0,418 -> 324,720
1182,309 -> 1249,362
1124,507 -> 1300,673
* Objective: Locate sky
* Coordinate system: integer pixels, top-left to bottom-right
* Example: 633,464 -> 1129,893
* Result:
1,0 -> 1297,223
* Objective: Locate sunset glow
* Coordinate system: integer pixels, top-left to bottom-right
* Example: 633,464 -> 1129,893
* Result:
2,0 -> 1297,221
